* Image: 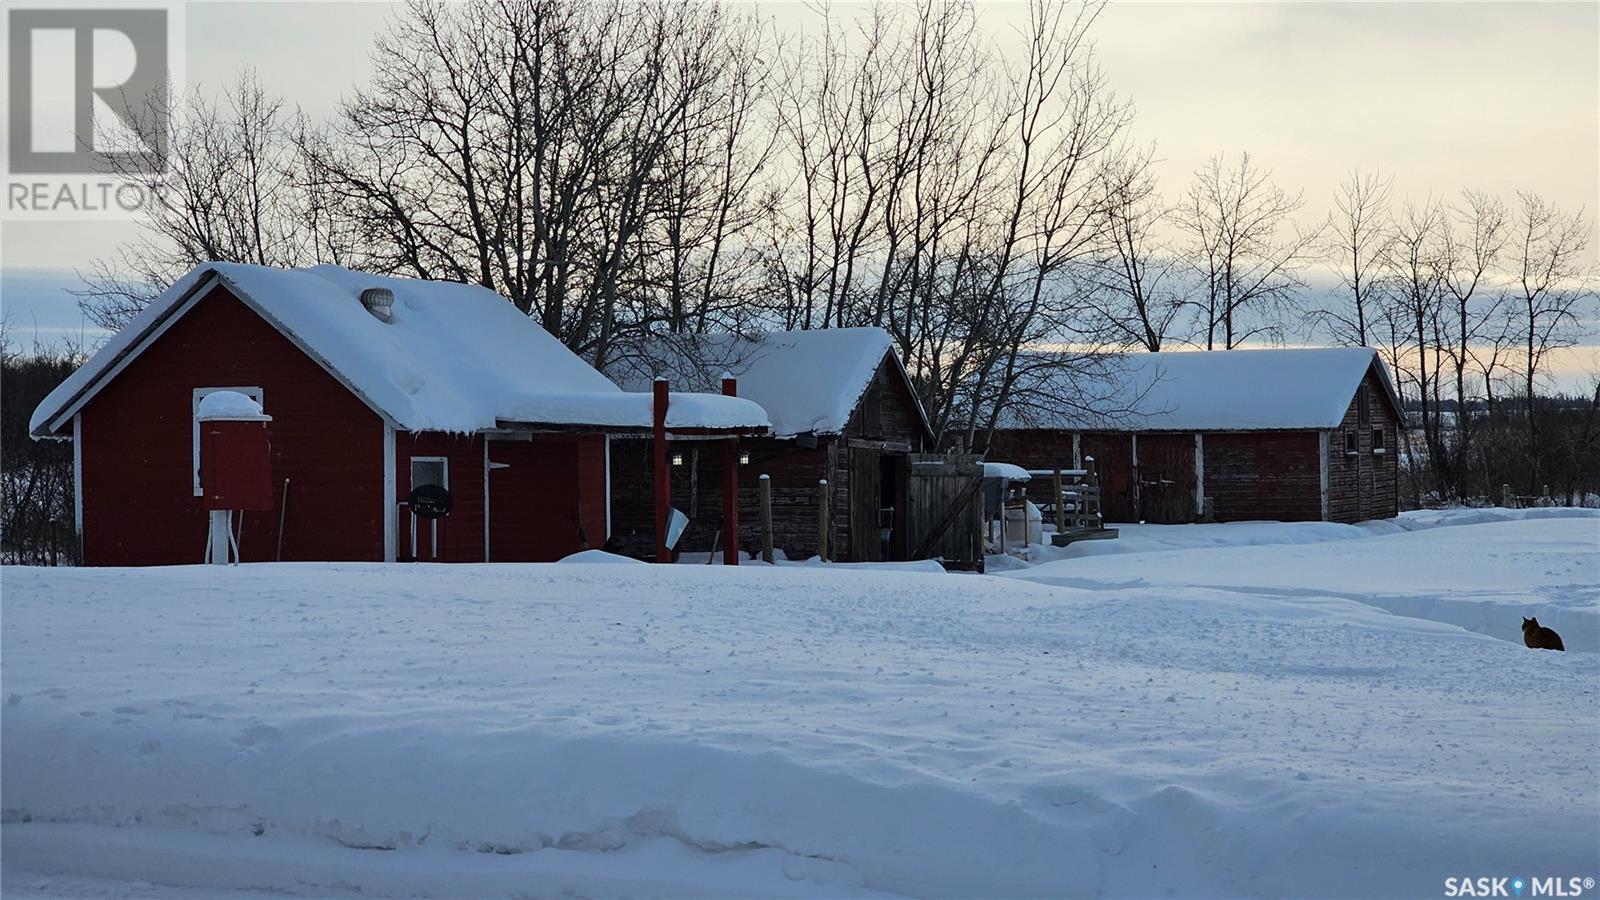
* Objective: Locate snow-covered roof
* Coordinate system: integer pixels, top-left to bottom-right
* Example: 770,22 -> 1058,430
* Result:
999,348 -> 1404,432
607,328 -> 929,440
31,263 -> 768,436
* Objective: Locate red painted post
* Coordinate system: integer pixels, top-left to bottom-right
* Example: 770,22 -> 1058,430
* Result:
653,378 -> 671,563
722,375 -> 739,566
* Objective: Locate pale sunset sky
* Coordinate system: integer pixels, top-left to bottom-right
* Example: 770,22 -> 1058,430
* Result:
3,1 -> 1596,382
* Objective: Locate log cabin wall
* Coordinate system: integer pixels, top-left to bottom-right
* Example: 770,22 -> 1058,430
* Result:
606,352 -> 930,562
1326,366 -> 1401,523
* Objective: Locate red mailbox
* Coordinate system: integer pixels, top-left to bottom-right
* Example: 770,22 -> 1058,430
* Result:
198,392 -> 273,511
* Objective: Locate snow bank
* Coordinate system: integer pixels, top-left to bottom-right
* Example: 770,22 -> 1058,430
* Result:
557,549 -> 647,565
1009,513 -> 1600,652
1023,505 -> 1600,564
4,526 -> 1597,897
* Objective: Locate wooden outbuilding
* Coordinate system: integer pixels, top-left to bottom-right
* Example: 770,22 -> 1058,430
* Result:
986,348 -> 1405,524
607,329 -> 985,567
29,262 -> 766,566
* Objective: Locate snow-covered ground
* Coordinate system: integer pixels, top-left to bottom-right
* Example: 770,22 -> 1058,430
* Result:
3,510 -> 1597,898
1001,507 -> 1600,653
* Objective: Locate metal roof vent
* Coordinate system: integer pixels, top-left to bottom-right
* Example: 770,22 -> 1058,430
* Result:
360,286 -> 395,322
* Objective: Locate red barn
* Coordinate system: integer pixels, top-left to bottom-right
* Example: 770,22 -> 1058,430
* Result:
29,262 -> 766,566
986,348 -> 1406,524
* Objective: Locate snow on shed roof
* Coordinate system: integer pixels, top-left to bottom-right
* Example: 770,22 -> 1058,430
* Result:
998,347 -> 1403,432
607,327 -> 928,439
31,263 -> 768,436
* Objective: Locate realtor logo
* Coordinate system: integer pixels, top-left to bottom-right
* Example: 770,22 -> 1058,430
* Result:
7,8 -> 168,174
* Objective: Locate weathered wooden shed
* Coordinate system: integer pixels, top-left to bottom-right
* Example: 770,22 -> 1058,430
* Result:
29,262 -> 766,566
986,348 -> 1405,524
607,329 -> 985,567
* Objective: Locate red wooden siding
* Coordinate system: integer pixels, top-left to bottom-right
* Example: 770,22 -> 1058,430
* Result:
481,434 -> 605,562
395,432 -> 484,562
78,283 -> 386,565
1204,432 -> 1323,522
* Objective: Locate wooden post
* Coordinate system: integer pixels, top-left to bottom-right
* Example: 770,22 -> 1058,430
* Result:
653,379 -> 672,563
1502,483 -> 1513,509
722,376 -> 740,565
1052,466 -> 1064,533
1085,455 -> 1100,526
759,474 -> 774,563
818,478 -> 830,562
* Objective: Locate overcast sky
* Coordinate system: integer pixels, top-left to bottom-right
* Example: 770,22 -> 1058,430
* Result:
3,1 -> 1596,379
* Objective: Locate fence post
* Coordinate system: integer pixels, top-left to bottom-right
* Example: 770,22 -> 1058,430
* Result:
818,478 -> 830,562
1502,483 -> 1513,509
1053,467 -> 1064,533
759,474 -> 774,564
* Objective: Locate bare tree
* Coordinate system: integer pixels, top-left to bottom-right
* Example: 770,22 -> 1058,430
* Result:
1431,189 -> 1510,497
1177,153 -> 1323,349
1510,191 -> 1595,491
1319,168 -> 1392,347
1076,150 -> 1184,351
1384,197 -> 1448,492
78,70 -> 331,328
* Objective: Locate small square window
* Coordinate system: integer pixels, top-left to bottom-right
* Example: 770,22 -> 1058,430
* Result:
1344,430 -> 1359,455
411,458 -> 448,490
1371,428 -> 1385,453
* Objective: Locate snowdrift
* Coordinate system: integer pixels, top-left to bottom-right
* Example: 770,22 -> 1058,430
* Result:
3,519 -> 1597,897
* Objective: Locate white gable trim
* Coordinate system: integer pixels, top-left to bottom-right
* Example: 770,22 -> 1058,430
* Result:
72,413 -> 83,554
382,423 -> 397,562
43,274 -> 218,435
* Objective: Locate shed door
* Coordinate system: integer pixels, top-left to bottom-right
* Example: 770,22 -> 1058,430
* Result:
848,447 -> 882,562
488,438 -> 583,562
904,454 -> 984,568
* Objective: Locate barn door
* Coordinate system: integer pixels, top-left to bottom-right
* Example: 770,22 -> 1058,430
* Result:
487,438 -> 582,562
904,453 -> 984,569
848,447 -> 882,562
1135,434 -> 1197,524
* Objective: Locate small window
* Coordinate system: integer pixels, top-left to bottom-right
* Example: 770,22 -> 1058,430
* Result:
1357,385 -> 1371,426
411,457 -> 448,490
1371,427 -> 1386,454
193,387 -> 264,496
1344,430 -> 1359,455
408,457 -> 449,561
